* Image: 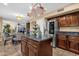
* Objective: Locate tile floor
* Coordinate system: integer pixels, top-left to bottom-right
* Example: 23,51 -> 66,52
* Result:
0,40 -> 79,56
53,48 -> 79,56
0,40 -> 21,56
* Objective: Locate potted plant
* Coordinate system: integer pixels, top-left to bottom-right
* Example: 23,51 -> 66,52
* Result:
32,24 -> 38,37
3,24 -> 11,36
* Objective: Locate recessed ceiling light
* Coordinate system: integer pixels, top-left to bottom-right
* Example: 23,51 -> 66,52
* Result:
3,3 -> 8,6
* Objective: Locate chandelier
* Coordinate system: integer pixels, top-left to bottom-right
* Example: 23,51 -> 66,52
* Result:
27,3 -> 46,18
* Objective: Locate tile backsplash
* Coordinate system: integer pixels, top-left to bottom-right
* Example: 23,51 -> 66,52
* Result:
59,27 -> 79,32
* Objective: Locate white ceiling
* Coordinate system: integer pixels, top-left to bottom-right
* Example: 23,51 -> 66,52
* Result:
0,3 -> 70,23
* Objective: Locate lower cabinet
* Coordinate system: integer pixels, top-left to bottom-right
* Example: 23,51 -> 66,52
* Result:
68,36 -> 79,53
69,41 -> 79,53
21,39 -> 38,56
57,33 -> 79,54
21,36 -> 52,56
57,34 -> 67,49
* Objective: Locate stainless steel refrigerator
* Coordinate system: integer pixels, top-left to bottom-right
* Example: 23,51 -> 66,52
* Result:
48,19 -> 58,48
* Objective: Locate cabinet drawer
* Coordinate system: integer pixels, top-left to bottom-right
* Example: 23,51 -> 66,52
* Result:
69,36 -> 79,42
57,34 -> 67,40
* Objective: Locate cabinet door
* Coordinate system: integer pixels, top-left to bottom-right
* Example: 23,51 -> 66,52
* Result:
58,16 -> 66,27
65,15 -> 71,26
21,40 -> 29,56
28,44 -> 38,56
58,16 -> 71,27
58,12 -> 79,27
57,34 -> 67,49
77,13 -> 79,24
70,13 -> 79,26
69,41 -> 79,53
68,36 -> 79,53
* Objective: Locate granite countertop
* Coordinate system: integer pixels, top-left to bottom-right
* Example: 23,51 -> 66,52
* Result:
58,31 -> 79,36
23,34 -> 52,42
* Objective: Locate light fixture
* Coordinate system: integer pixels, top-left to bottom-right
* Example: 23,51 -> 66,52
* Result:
13,13 -> 25,20
16,15 -> 24,20
27,3 -> 46,17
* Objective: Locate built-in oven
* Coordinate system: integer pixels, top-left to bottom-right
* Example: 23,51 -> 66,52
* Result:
48,19 -> 58,48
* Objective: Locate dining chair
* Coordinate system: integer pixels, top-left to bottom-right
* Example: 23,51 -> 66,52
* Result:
2,33 -> 12,45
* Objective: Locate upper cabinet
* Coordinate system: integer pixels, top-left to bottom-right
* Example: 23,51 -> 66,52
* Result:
58,16 -> 70,27
58,12 -> 79,27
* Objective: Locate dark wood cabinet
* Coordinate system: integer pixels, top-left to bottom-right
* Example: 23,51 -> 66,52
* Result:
65,14 -> 72,26
57,34 -> 67,49
67,13 -> 79,26
58,12 -> 79,27
21,36 -> 52,56
70,13 -> 79,26
57,33 -> 79,54
58,16 -> 68,27
68,36 -> 79,53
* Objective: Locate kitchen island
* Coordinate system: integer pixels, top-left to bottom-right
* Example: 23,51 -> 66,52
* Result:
21,34 -> 52,56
